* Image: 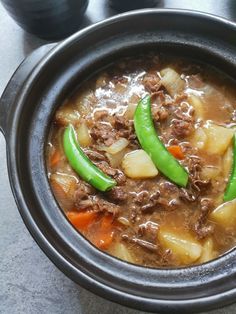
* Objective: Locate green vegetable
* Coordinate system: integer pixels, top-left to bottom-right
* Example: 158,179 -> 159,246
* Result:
134,95 -> 188,187
63,124 -> 116,192
224,134 -> 236,201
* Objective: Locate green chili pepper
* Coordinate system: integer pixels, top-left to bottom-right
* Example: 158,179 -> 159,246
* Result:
134,95 -> 188,187
224,134 -> 236,201
63,124 -> 116,192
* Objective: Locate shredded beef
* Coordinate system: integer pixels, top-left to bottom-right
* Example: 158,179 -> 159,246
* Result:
113,115 -> 136,141
129,210 -> 137,223
76,195 -> 120,215
114,170 -> 127,185
200,198 -> 214,212
74,179 -> 120,215
84,149 -> 107,161
133,189 -> 160,213
185,155 -> 211,193
93,110 -> 109,120
174,106 -> 194,122
191,179 -> 211,192
180,188 -> 196,202
96,161 -> 127,185
170,101 -> 195,138
193,198 -> 214,239
187,156 -> 202,177
143,73 -> 162,93
111,75 -> 128,85
75,182 -> 96,210
141,191 -> 160,212
195,223 -> 213,239
96,161 -> 116,176
122,234 -> 158,252
152,105 -> 169,122
75,182 -> 94,204
156,182 -> 181,209
138,221 -> 159,243
174,93 -> 188,105
113,115 -> 128,130
92,113 -> 137,145
151,90 -> 166,105
93,196 -> 120,216
135,191 -> 150,204
90,122 -> 118,146
171,119 -> 193,138
107,186 -> 127,203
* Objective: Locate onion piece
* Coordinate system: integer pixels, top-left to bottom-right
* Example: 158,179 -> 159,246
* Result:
106,149 -> 128,168
117,216 -> 130,226
50,173 -> 77,210
188,94 -> 205,120
106,138 -> 129,155
124,103 -> 137,120
77,122 -> 92,147
160,68 -> 185,97
55,106 -> 80,126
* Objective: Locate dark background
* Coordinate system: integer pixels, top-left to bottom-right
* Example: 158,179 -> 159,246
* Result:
1,1 -> 236,313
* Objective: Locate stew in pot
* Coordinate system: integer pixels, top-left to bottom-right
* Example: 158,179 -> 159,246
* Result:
46,54 -> 236,267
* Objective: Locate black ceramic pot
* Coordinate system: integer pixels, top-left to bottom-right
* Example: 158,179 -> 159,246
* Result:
109,0 -> 159,11
1,9 -> 236,313
0,0 -> 88,40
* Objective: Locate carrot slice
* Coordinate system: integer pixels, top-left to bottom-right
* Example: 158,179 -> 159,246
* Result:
67,211 -> 98,231
94,215 -> 115,250
167,145 -> 185,160
50,150 -> 61,167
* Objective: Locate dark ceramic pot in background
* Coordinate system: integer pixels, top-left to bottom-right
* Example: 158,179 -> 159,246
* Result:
0,0 -> 88,40
109,0 -> 159,11
1,9 -> 236,313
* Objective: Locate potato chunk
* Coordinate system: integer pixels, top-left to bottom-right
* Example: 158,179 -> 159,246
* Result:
210,199 -> 236,227
77,122 -> 92,147
188,95 -> 204,120
198,238 -> 216,264
110,243 -> 134,263
201,166 -> 221,181
158,228 -> 202,264
160,68 -> 185,97
191,127 -> 207,150
204,123 -> 234,155
122,149 -> 158,179
223,146 -> 233,179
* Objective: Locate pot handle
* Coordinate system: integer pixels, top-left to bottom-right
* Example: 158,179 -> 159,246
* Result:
0,43 -> 56,137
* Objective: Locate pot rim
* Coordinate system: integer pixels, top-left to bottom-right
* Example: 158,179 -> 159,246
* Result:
4,8 -> 236,313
